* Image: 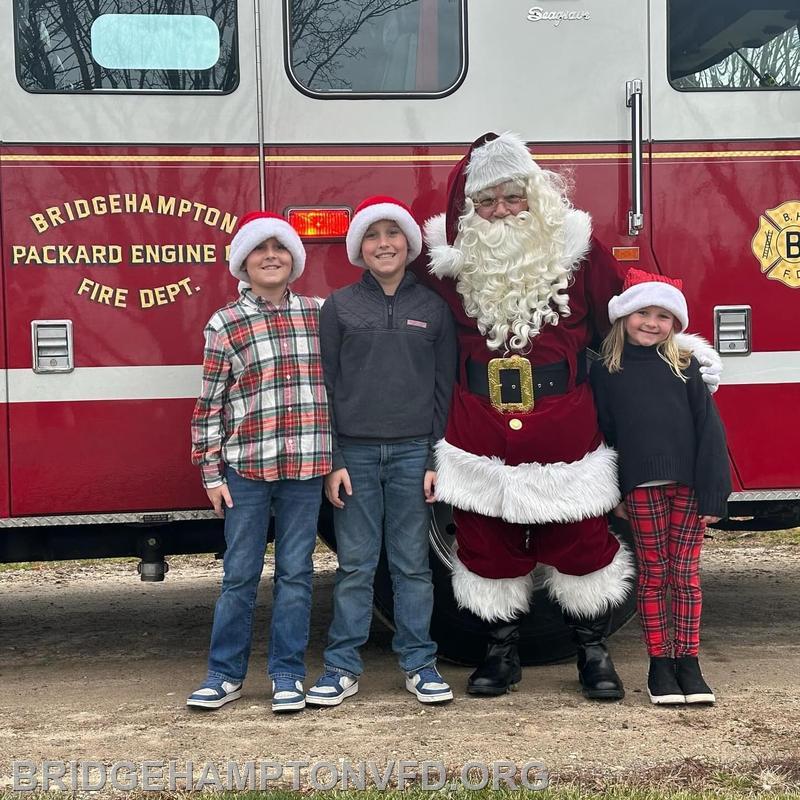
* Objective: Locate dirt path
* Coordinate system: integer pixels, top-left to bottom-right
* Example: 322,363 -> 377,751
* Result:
1,540 -> 799,789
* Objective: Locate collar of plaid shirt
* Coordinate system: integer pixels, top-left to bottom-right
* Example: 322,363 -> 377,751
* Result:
242,287 -> 292,312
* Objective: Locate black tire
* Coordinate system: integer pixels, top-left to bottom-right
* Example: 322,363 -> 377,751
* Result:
317,500 -> 636,667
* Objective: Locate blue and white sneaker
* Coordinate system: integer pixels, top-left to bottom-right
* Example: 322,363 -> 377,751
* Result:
305,671 -> 359,707
271,678 -> 306,713
186,680 -> 242,709
405,666 -> 453,704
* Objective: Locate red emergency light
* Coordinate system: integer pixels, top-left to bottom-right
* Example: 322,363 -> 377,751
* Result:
287,207 -> 351,239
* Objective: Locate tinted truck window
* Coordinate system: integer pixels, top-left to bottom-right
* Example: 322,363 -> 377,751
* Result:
15,0 -> 238,93
670,2 -> 800,89
286,0 -> 464,96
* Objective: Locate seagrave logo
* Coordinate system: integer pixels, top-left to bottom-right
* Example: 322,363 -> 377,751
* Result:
527,6 -> 591,25
751,200 -> 800,288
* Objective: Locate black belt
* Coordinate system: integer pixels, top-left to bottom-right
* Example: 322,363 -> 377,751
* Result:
466,350 -> 587,407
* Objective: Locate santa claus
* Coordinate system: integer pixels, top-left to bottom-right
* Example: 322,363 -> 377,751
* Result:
419,132 -> 721,700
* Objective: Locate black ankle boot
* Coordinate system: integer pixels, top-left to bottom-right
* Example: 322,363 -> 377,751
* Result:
466,622 -> 522,696
675,656 -> 715,704
647,656 -> 685,704
564,610 -> 624,701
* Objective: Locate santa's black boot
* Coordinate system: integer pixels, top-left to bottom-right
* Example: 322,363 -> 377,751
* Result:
466,621 -> 522,696
564,610 -> 625,701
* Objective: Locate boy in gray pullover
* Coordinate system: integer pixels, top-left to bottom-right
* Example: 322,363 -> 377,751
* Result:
307,196 -> 457,706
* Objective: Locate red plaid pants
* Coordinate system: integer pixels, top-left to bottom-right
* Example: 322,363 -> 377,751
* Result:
626,484 -> 705,657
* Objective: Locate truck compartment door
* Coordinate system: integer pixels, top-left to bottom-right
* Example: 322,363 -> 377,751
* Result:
648,0 -> 800,490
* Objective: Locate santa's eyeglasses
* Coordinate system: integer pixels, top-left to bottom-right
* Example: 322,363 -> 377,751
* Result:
472,194 -> 528,210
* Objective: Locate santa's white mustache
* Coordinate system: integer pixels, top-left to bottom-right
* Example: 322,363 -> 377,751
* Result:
454,206 -> 572,350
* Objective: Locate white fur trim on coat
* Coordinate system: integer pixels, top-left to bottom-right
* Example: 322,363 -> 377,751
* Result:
424,208 -> 592,281
434,439 -> 620,525
423,213 -> 465,278
560,208 -> 592,274
542,537 -> 635,618
451,553 -> 533,622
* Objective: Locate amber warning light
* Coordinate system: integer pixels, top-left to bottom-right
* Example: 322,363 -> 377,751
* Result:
287,207 -> 351,238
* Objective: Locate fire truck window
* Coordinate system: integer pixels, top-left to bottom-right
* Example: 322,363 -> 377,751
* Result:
286,0 -> 465,97
14,1 -> 238,93
669,1 -> 800,89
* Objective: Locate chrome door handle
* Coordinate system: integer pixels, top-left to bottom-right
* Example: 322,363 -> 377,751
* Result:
626,79 -> 644,237
31,320 -> 74,373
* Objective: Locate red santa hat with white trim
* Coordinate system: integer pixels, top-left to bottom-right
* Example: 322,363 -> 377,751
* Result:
608,267 -> 689,332
345,196 -> 423,268
437,132 -> 538,247
228,211 -> 306,285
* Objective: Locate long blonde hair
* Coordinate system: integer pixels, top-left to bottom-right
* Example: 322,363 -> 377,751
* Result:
601,317 -> 691,382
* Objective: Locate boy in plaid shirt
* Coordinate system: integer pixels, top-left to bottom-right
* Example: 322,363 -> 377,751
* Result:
188,212 -> 331,713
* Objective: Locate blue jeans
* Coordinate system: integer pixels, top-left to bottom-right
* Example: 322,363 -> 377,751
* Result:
323,441 -> 437,677
206,468 -> 323,684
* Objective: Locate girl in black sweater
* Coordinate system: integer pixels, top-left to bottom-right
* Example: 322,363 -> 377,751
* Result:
590,269 -> 731,706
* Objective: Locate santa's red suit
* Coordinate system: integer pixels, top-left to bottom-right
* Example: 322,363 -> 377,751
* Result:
422,206 -> 634,623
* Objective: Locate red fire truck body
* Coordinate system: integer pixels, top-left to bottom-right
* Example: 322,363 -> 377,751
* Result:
1,0 -> 798,660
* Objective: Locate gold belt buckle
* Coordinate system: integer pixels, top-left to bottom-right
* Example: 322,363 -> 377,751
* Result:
487,355 -> 534,413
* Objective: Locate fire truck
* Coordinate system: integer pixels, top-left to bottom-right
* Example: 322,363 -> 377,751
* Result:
1,0 -> 798,664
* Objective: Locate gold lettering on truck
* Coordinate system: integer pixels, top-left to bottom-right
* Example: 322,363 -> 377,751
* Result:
14,192 -> 236,313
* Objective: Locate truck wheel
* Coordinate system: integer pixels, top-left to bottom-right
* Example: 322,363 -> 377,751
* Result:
317,501 -> 636,666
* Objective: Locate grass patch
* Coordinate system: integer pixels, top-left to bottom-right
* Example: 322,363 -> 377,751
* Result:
0,556 -> 141,573
563,756 -> 800,795
2,788 -> 796,799
3,759 -> 797,799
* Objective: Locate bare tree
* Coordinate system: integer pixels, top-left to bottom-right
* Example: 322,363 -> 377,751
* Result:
289,0 -> 419,91
16,0 -> 237,92
674,24 -> 800,89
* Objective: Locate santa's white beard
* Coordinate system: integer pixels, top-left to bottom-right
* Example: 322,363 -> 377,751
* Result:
454,209 -> 572,351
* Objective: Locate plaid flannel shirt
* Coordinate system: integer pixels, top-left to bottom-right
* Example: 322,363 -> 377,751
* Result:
191,289 -> 332,488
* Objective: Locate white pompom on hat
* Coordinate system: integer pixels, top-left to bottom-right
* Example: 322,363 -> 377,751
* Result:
228,211 -> 306,285
345,195 -> 422,268
608,267 -> 689,332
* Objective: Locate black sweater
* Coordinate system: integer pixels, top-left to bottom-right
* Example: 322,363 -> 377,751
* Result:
320,270 -> 457,471
590,343 -> 731,517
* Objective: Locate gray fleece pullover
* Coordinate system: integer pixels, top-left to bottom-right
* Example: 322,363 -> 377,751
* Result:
320,270 -> 457,471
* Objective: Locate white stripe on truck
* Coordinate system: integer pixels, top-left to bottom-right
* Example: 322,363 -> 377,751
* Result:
6,365 -> 202,403
0,352 -> 798,405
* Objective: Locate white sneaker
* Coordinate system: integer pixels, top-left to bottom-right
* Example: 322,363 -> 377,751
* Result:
186,680 -> 242,709
405,666 -> 453,704
305,672 -> 359,706
271,678 -> 306,712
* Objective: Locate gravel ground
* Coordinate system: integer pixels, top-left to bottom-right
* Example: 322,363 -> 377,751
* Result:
1,537 -> 799,791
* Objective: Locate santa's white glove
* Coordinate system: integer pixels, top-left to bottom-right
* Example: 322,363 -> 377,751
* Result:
698,361 -> 722,393
674,332 -> 723,393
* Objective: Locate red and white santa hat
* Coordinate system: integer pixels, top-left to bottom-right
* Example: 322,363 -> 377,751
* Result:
464,131 -> 537,197
608,267 -> 689,332
345,196 -> 422,268
228,211 -> 306,285
422,132 -> 539,261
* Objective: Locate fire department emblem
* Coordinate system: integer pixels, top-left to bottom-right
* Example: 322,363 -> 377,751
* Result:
751,201 -> 800,289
